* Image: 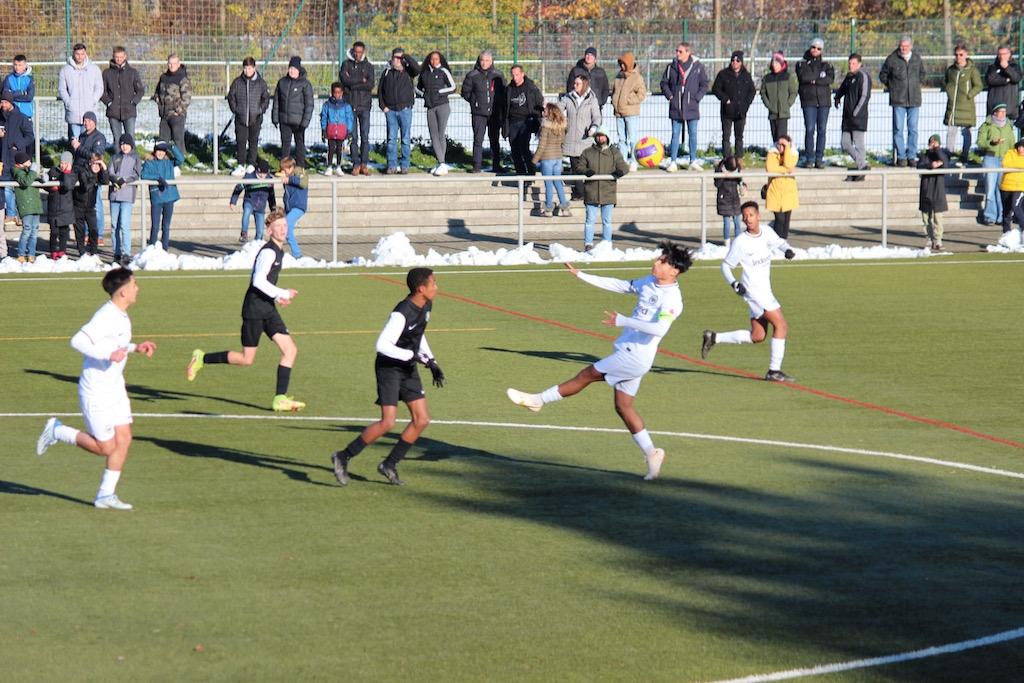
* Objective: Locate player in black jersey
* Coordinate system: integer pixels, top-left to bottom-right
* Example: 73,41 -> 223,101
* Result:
331,267 -> 446,486
185,209 -> 305,411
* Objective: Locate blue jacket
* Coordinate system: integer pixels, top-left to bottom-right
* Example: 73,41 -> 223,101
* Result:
2,67 -> 35,118
141,145 -> 184,204
660,57 -> 709,121
283,168 -> 308,213
319,96 -> 353,130
231,171 -> 277,213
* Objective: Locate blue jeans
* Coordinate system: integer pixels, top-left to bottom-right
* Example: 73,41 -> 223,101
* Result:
616,115 -> 639,162
149,202 -> 174,250
385,107 -> 412,170
982,155 -> 1004,224
584,203 -> 614,246
241,203 -> 265,239
4,186 -> 15,218
286,207 -> 304,258
18,214 -> 40,257
801,105 -> 829,164
722,215 -> 741,242
668,119 -> 699,163
892,106 -> 920,161
108,117 -> 136,145
110,201 -> 133,257
95,187 -> 105,241
69,123 -> 85,140
538,158 -> 566,208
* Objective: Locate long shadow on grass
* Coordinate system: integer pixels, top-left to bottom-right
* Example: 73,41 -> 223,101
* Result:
0,479 -> 93,506
480,347 -> 744,380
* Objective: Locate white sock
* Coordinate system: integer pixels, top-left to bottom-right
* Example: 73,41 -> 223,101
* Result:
769,337 -> 786,371
632,429 -> 655,457
540,386 -> 563,404
55,424 -> 80,445
717,329 -> 753,344
97,469 -> 121,498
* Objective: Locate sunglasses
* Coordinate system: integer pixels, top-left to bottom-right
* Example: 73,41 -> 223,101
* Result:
731,57 -> 742,62
810,46 -> 821,50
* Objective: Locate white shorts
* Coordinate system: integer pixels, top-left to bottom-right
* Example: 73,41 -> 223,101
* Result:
79,391 -> 132,442
593,346 -> 653,397
744,288 -> 781,320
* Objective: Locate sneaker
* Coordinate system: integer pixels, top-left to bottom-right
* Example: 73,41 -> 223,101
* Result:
246,164 -> 256,174
538,207 -> 553,217
688,160 -> 704,171
331,451 -> 350,486
272,394 -> 306,412
765,369 -> 796,383
3,216 -> 16,225
386,167 -> 398,175
932,241 -> 944,251
186,349 -> 204,381
507,387 -> 542,412
94,494 -> 133,510
37,417 -> 60,455
239,232 -> 248,243
558,204 -> 572,218
923,238 -> 934,250
815,161 -> 826,169
629,161 -> 638,173
644,448 -> 666,481
701,330 -> 717,360
27,256 -> 35,263
398,168 -> 409,175
336,166 -> 345,176
434,163 -> 449,176
322,167 -> 334,176
120,255 -> 131,267
377,461 -> 405,486
230,165 -> 246,177
584,244 -> 593,253
16,255 -> 26,263
666,162 -> 679,173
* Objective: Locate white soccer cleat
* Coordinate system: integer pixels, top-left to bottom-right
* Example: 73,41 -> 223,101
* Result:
644,448 -> 666,481
507,388 -> 542,412
94,494 -> 133,510
37,417 -> 60,456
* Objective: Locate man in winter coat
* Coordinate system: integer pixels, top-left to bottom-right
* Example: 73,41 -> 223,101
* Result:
711,50 -> 755,159
760,51 -> 799,145
101,47 -> 145,144
2,55 -> 35,119
566,47 -> 610,107
228,56 -> 271,175
339,42 -> 374,176
611,52 -> 647,171
943,44 -> 983,167
58,43 -> 103,141
918,135 -> 949,250
985,45 -> 1021,121
879,35 -> 924,166
378,48 -> 420,174
573,125 -> 629,251
462,50 -> 506,173
0,93 -> 34,227
504,65 -> 544,176
835,54 -> 871,181
660,42 -> 709,171
795,38 -> 835,169
154,54 -> 192,154
272,56 -> 314,169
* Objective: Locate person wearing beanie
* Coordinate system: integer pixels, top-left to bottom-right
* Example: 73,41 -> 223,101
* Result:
610,52 -> 647,171
153,53 -> 192,155
796,38 -> 835,168
71,151 -> 109,257
835,53 -> 872,182
230,156 -> 277,242
879,35 -> 925,166
339,42 -> 375,176
379,47 -> 421,173
660,42 -> 709,171
100,46 -> 145,145
942,44 -> 982,167
760,50 -> 798,142
272,55 -> 314,168
228,56 -> 271,175
0,86 -> 35,230
985,45 -> 1021,122
46,152 -> 77,259
573,125 -> 629,251
70,107 -> 107,244
566,47 -> 610,108
918,134 -> 949,250
141,137 -> 185,251
711,49 -> 755,158
978,101 -> 1014,225
12,150 -> 42,263
108,132 -> 141,265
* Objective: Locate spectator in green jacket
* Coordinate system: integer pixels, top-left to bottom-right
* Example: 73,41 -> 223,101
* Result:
760,51 -> 798,144
943,44 -> 983,167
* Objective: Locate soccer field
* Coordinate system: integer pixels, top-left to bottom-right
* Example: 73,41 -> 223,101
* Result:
3,255 -> 1024,682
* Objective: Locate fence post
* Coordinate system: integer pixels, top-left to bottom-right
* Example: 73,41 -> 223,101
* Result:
850,19 -> 856,55
331,178 -> 338,263
700,175 -> 707,245
881,170 -> 888,248
517,178 -> 525,247
338,0 -> 345,73
212,98 -> 220,175
683,19 -> 688,44
513,14 -> 519,64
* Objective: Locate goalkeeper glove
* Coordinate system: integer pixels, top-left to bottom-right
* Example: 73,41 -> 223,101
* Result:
784,249 -> 795,260
425,359 -> 446,388
732,281 -> 746,296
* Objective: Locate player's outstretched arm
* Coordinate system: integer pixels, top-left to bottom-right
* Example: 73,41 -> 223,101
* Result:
565,262 -> 579,276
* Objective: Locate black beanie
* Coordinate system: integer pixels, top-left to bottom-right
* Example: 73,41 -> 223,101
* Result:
731,50 -> 744,63
288,56 -> 301,69
119,133 -> 134,148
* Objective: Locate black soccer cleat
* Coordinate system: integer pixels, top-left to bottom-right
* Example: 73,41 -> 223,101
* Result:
701,330 -> 717,360
765,369 -> 796,383
331,451 -> 350,486
378,461 -> 405,486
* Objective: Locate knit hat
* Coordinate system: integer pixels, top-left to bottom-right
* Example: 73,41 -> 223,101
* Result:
119,133 -> 134,147
731,50 -> 744,63
585,47 -> 597,58
256,158 -> 270,173
928,134 -> 941,145
59,151 -> 74,165
391,47 -> 404,57
0,91 -> 13,103
288,56 -> 301,69
772,51 -> 787,69
14,151 -> 31,165
810,38 -> 824,49
992,101 -> 1007,113
82,111 -> 97,123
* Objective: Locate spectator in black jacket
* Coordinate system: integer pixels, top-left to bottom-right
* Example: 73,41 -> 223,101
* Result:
504,65 -> 544,175
339,42 -> 374,176
878,35 -> 924,166
418,51 -> 456,175
272,57 -> 314,168
835,54 -> 871,181
100,47 -> 145,145
985,45 -> 1022,121
71,110 -> 107,244
566,47 -> 609,107
228,56 -> 270,175
72,153 -> 108,256
378,47 -> 420,174
47,152 -> 77,259
462,51 -> 506,173
711,50 -> 755,158
795,38 -> 835,168
0,92 -> 34,229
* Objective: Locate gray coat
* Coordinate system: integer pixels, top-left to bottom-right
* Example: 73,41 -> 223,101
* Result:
558,89 -> 602,157
109,150 -> 141,203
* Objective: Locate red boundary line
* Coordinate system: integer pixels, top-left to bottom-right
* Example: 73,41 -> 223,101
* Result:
361,273 -> 1024,450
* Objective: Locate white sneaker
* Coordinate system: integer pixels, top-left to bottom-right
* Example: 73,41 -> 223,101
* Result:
644,448 -> 666,481
688,160 -> 704,171
506,387 -> 542,412
322,167 -> 334,176
94,494 -> 133,510
230,165 -> 246,177
666,162 -> 679,173
336,166 -> 345,176
435,163 -> 449,176
245,164 -> 255,174
629,162 -> 638,173
37,417 -> 60,456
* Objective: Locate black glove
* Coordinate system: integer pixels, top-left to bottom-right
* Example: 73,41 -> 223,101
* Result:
157,176 -> 168,191
584,169 -> 595,177
732,281 -> 746,296
111,176 -> 124,188
784,249 -> 795,260
426,359 -> 446,388
611,171 -> 622,179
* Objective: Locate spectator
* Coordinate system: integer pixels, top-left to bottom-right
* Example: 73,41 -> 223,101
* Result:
72,153 -> 108,257
378,48 -> 420,175
154,54 -> 192,156
70,110 -> 106,244
559,74 -> 602,202
228,56 -> 270,176
879,35 -> 924,167
279,156 -> 308,257
46,152 -> 76,259
985,45 -> 1021,122
796,38 -> 834,169
1000,139 -> 1024,234
918,134 -> 949,251
339,42 -> 374,176
272,56 -> 314,169
58,43 -> 102,140
573,125 -> 629,251
711,50 -> 755,159
943,44 -> 983,167
320,82 -> 352,176
141,141 -> 183,250
2,54 -> 35,119
231,158 -> 276,243
532,102 -> 570,218
660,42 -> 709,171
100,46 -> 145,144
504,64 -> 544,176
715,156 -> 745,246
12,152 -> 42,263
0,92 -> 34,228
978,102 -> 1014,226
835,53 -> 871,182
566,47 -> 610,107
610,51 -> 648,172
108,133 -> 141,266
765,135 -> 799,239
418,51 -> 456,176
760,51 -> 798,144
462,50 -> 505,174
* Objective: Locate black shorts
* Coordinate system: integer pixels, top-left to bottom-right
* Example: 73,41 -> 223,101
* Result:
375,356 -> 424,407
241,312 -> 289,348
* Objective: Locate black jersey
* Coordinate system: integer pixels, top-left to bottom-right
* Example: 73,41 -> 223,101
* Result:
241,241 -> 284,319
377,296 -> 432,366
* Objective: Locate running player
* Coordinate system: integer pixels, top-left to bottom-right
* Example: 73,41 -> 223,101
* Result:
701,200 -> 796,382
36,268 -> 157,510
507,241 -> 693,481
185,208 -> 305,411
330,268 -> 446,487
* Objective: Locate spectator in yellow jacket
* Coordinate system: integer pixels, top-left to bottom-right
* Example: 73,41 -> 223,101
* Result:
765,135 -> 799,239
999,139 -> 1024,234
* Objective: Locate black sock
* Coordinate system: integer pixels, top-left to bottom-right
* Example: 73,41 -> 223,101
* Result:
276,365 -> 291,396
383,439 -> 414,468
344,436 -> 368,459
205,351 -> 230,364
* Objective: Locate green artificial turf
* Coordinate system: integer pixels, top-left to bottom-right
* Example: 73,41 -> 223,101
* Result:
3,255 -> 1024,682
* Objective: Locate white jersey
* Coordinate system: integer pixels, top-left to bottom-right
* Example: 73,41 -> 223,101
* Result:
576,271 -> 683,367
721,225 -> 791,305
71,301 -> 136,397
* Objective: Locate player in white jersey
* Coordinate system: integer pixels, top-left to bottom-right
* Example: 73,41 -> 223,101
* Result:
508,241 -> 693,481
701,201 -> 797,382
36,268 -> 157,510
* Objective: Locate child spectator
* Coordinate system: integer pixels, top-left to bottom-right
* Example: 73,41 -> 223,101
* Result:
2,54 -> 34,119
72,153 -> 108,257
532,102 -> 571,218
715,156 -> 745,246
917,134 -> 949,251
319,82 -> 352,176
279,156 -> 307,258
141,140 -> 184,250
231,158 -> 277,242
108,133 -> 141,266
12,151 -> 42,262
46,152 -> 76,259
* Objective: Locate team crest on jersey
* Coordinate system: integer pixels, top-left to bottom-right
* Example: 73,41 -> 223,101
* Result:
649,294 -> 659,304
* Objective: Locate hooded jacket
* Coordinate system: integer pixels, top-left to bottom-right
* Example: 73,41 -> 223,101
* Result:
765,144 -> 799,213
985,58 -> 1022,119
795,49 -> 835,108
418,58 -> 456,110
46,167 -> 77,226
918,147 -> 949,214
154,64 -> 193,118
574,138 -> 629,205
58,56 -> 103,125
461,56 -> 505,118
0,105 -> 34,180
660,55 -> 709,121
339,49 -> 375,113
558,88 -> 602,157
109,147 -> 141,203
378,55 -> 420,112
835,68 -> 871,132
504,74 -> 544,124
2,66 -> 35,118
760,67 -> 798,120
610,53 -> 647,118
943,58 -> 983,127
566,58 -> 610,106
12,165 -> 43,216
879,48 -> 924,108
273,65 -> 314,128
977,114 -> 1014,157
101,59 -> 146,121
532,115 -> 567,165
228,68 -> 271,126
711,63 -> 755,120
